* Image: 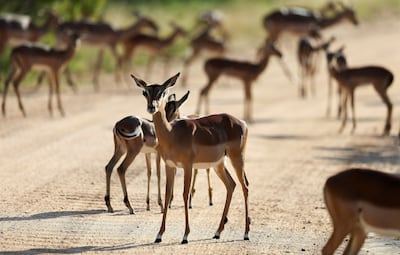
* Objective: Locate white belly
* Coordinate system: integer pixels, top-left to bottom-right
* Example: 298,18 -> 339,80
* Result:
165,157 -> 224,169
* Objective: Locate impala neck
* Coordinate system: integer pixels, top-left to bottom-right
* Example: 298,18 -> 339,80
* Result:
152,104 -> 173,148
164,29 -> 180,45
319,11 -> 349,28
257,52 -> 273,73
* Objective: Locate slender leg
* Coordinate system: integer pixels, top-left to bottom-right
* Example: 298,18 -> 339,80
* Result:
117,145 -> 141,214
12,70 -> 27,117
156,153 -> 163,213
47,73 -> 54,117
145,153 -> 152,211
349,90 -> 356,134
213,164 -> 236,239
196,75 -> 218,115
244,82 -> 253,122
105,133 -> 126,213
53,71 -> 65,117
181,166 -> 193,244
206,168 -> 213,206
343,226 -> 367,255
181,50 -> 199,87
189,169 -> 198,209
155,165 -> 175,243
64,67 -> 77,93
2,66 -> 17,117
338,89 -> 348,133
145,55 -> 155,80
110,45 -> 122,84
322,225 -> 351,255
375,87 -> 392,136
93,49 -> 104,91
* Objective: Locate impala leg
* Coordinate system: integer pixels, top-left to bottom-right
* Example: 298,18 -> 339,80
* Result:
155,165 -> 175,243
93,49 -> 104,91
229,150 -> 250,240
343,226 -> 367,255
213,163 -> 236,240
47,73 -> 54,117
181,165 -> 193,244
105,133 -> 126,213
156,153 -> 164,213
349,90 -> 356,134
375,87 -> 392,136
189,169 -> 198,209
197,76 -> 218,115
244,82 -> 253,122
12,70 -> 27,117
206,168 -> 213,206
145,153 -> 152,211
33,71 -> 46,92
53,71 -> 65,117
64,67 -> 77,93
117,145 -> 141,214
2,66 -> 17,117
110,46 -> 122,84
181,49 -> 199,87
338,89 -> 348,134
322,225 -> 351,255
169,167 -> 176,208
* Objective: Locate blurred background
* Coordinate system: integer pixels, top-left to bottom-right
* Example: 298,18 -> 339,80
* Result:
0,0 -> 399,90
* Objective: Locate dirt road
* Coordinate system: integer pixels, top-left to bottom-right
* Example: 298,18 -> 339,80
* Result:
1,19 -> 400,254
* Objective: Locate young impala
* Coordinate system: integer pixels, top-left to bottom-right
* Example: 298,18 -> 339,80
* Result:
196,42 -> 282,122
120,23 -> 186,79
105,92 -> 189,214
1,33 -> 80,117
263,3 -> 358,43
327,49 -> 394,135
323,168 -> 400,255
133,73 -> 250,244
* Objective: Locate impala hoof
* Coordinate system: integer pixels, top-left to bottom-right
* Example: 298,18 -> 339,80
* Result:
155,238 -> 162,243
213,233 -> 220,239
181,239 -> 188,244
209,201 -> 213,206
244,236 -> 250,241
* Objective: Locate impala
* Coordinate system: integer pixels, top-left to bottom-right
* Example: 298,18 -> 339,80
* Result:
0,11 -> 59,53
263,3 -> 358,43
134,73 -> 250,244
2,33 -> 80,117
105,92 -> 189,214
297,30 -> 334,98
323,168 -> 400,255
55,15 -> 158,89
120,23 -> 186,79
327,48 -> 394,135
196,42 -> 282,122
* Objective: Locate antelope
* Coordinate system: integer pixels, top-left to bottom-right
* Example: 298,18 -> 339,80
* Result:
1,33 -> 80,117
120,23 -> 186,79
325,46 -> 348,118
326,49 -> 394,135
262,3 -> 358,43
0,11 -> 59,52
297,29 -> 335,98
322,168 -> 400,255
54,15 -> 158,90
181,25 -> 226,87
196,42 -> 282,122
105,92 -> 189,214
134,73 -> 250,244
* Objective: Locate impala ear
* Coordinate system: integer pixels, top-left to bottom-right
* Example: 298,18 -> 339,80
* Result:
131,74 -> 147,89
168,93 -> 176,102
163,73 -> 180,88
177,91 -> 190,108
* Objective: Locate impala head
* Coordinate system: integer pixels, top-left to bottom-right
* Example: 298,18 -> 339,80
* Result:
135,14 -> 159,34
337,3 -> 359,26
170,22 -> 187,37
132,73 -> 180,114
258,42 -> 282,61
165,91 -> 190,121
326,46 -> 347,69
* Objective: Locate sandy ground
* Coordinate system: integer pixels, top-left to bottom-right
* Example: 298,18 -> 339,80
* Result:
1,18 -> 400,255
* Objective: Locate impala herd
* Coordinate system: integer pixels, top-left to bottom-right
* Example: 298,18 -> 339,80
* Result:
1,2 -> 399,254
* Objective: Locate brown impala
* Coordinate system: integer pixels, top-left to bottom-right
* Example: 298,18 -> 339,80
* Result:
323,168 -> 400,255
105,92 -> 189,214
133,73 -> 250,244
